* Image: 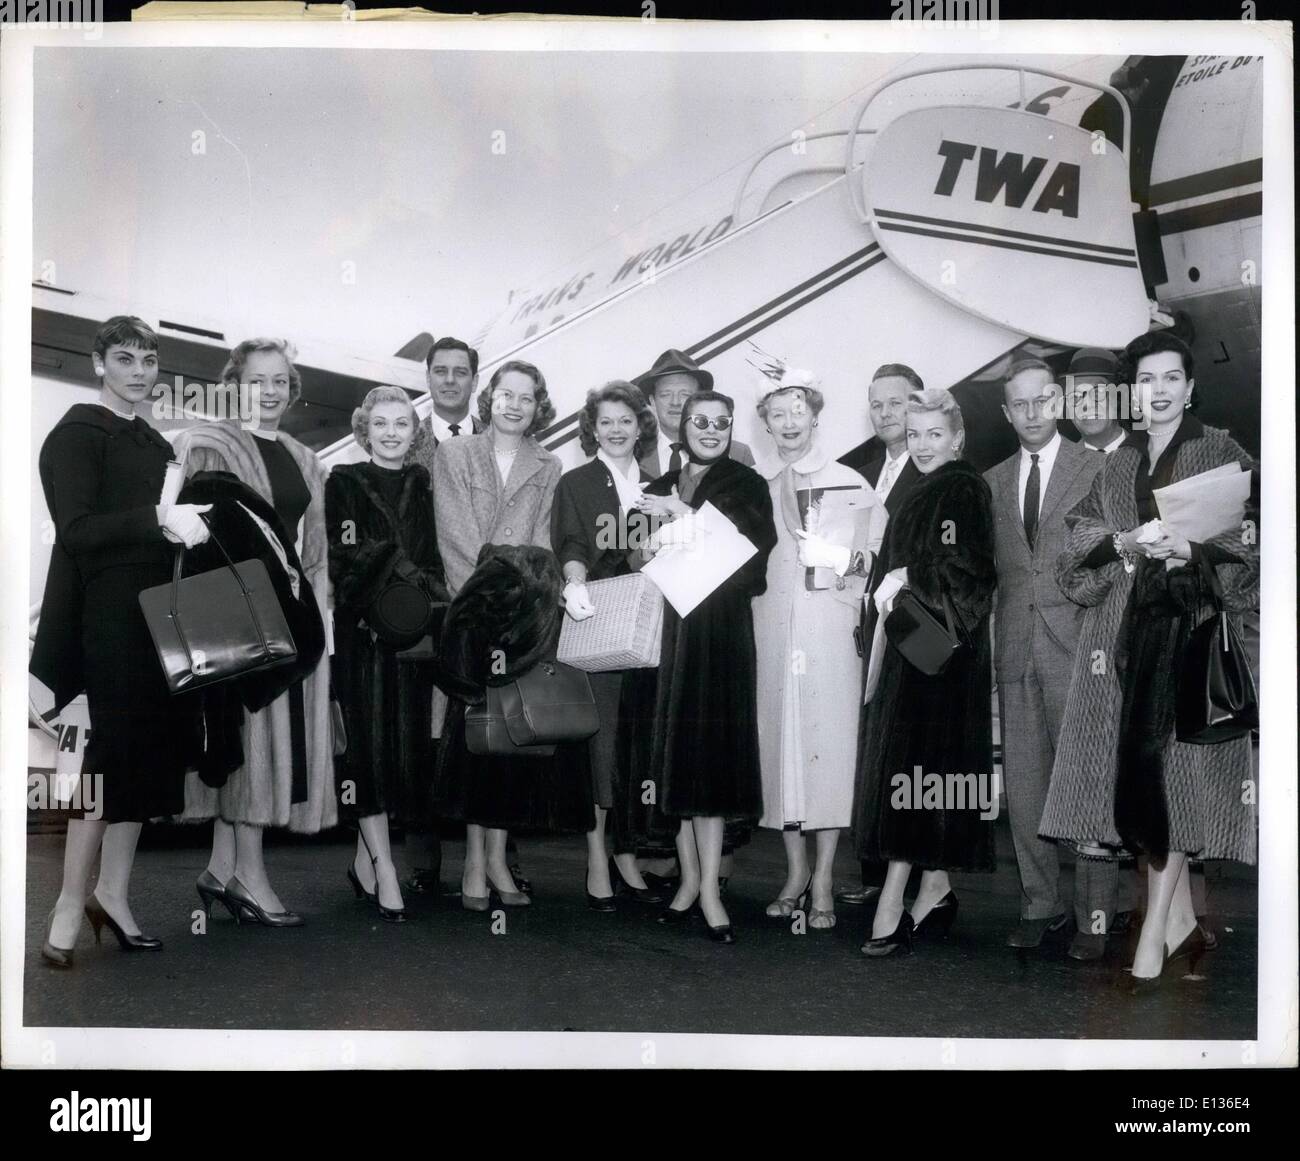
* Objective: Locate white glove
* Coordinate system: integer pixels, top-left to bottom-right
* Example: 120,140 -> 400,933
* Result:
873,567 -> 908,615
157,503 -> 212,549
562,581 -> 597,622
795,530 -> 851,574
646,512 -> 698,553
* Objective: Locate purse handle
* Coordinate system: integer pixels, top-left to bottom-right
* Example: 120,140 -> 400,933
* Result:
1193,553 -> 1232,652
169,518 -> 275,673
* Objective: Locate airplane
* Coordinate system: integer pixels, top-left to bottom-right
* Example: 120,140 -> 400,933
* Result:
28,51 -> 1263,755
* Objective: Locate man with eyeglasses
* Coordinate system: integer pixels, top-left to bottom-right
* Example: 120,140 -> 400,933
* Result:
985,357 -> 1118,961
632,348 -> 754,476
1066,347 -> 1129,455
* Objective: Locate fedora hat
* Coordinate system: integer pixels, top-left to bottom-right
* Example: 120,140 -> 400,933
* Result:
1067,347 -> 1121,381
632,348 -> 713,393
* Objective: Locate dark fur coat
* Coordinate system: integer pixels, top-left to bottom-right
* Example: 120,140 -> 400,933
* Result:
854,458 -> 998,871
327,461 -> 449,822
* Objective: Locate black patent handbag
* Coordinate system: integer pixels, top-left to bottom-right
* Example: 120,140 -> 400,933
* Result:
138,530 -> 297,695
1176,560 -> 1258,744
884,587 -> 966,676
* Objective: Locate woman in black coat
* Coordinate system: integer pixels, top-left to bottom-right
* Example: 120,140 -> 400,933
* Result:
855,388 -> 997,957
31,316 -> 212,967
551,381 -> 667,909
625,390 -> 778,943
327,386 -> 450,923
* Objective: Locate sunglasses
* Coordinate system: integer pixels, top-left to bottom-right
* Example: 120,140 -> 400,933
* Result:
685,415 -> 733,431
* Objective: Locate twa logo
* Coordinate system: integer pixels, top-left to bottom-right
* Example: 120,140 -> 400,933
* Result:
934,139 -> 1079,219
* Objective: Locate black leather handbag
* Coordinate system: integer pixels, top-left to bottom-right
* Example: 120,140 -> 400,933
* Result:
367,558 -> 437,649
1176,561 -> 1258,744
884,587 -> 966,676
466,660 -> 599,758
138,534 -> 298,695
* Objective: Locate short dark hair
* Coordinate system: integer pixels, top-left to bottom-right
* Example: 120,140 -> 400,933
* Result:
93,315 -> 158,360
578,380 -> 658,458
1124,330 -> 1194,381
477,359 -> 557,437
426,335 -> 479,377
679,389 -> 735,442
871,363 -> 923,392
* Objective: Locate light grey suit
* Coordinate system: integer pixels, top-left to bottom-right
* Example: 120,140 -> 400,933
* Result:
986,435 -> 1118,931
432,430 -> 562,595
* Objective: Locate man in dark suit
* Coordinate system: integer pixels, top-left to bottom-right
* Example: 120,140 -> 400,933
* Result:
410,336 -> 485,481
985,357 -> 1118,960
836,364 -> 925,907
632,348 -> 753,475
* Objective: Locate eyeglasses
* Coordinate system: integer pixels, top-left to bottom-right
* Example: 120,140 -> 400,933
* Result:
685,415 -> 733,431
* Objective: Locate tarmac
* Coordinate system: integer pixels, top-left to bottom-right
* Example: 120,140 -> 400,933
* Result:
21,818 -> 1256,1041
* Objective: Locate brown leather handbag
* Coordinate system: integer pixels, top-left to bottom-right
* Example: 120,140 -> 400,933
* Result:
138,534 -> 298,695
466,660 -> 599,758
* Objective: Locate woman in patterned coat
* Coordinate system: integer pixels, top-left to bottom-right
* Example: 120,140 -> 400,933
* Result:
1042,332 -> 1259,993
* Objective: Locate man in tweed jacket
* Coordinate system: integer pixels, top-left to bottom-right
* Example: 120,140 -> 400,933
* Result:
985,358 -> 1118,961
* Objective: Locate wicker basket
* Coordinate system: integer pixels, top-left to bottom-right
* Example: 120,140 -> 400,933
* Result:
557,573 -> 664,671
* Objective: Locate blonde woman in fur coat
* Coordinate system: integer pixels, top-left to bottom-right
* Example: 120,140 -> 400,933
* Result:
177,339 -> 336,926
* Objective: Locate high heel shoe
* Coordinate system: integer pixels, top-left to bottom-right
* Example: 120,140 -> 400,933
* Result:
346,864 -> 376,904
486,869 -> 531,907
41,908 -> 75,969
608,857 -> 666,904
912,891 -> 959,940
707,922 -> 736,945
85,895 -> 162,951
224,876 -> 305,928
657,901 -> 702,925
765,876 -> 812,920
860,910 -> 914,957
461,889 -> 491,912
354,831 -> 407,923
196,870 -> 229,919
1126,925 -> 1208,995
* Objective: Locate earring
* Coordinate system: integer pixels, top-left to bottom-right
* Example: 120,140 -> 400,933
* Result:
1183,397 -> 1192,410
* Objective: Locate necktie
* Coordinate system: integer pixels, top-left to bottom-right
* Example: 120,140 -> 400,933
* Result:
1023,452 -> 1040,549
449,423 -> 460,437
668,442 -> 683,473
877,455 -> 899,497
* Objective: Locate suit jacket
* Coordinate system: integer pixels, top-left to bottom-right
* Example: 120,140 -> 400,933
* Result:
638,437 -> 753,478
551,457 -> 654,582
432,430 -> 562,595
858,449 -> 923,645
410,411 -> 484,481
984,434 -> 1103,683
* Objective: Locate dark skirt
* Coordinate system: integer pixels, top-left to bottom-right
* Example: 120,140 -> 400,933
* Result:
618,598 -> 762,833
433,698 -> 595,834
77,563 -> 198,822
854,617 -> 996,873
332,622 -> 438,828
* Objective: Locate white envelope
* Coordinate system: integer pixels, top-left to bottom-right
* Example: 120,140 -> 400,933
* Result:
1154,464 -> 1251,544
641,501 -> 758,617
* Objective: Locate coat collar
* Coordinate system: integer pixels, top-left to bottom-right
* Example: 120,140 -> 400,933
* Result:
467,429 -> 550,496
61,402 -> 173,456
754,436 -> 834,482
1123,412 -> 1205,463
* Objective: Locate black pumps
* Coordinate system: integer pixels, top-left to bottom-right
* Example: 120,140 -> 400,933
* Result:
85,895 -> 162,951
41,909 -> 75,969
861,911 -> 915,957
912,891 -> 959,940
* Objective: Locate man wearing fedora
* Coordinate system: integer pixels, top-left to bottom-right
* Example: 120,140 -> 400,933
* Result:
633,348 -> 754,476
1066,347 -> 1129,456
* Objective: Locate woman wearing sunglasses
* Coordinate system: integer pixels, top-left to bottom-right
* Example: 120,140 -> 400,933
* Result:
751,369 -> 887,932
624,391 -> 778,943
